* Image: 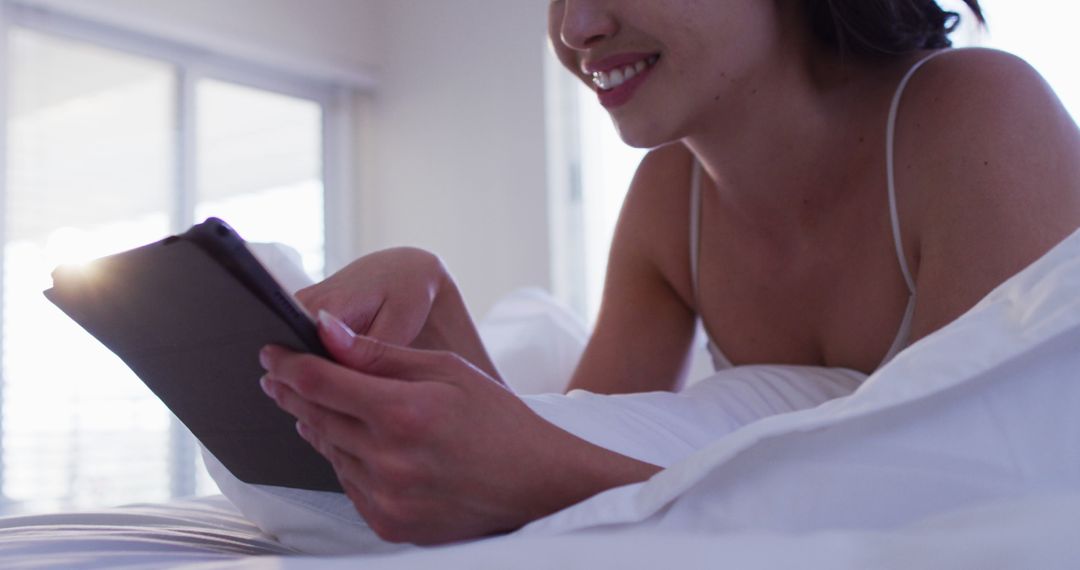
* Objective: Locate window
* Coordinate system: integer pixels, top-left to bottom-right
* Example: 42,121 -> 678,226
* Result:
543,45 -> 645,322
572,86 -> 646,323
1,7 -> 353,513
196,79 -> 326,276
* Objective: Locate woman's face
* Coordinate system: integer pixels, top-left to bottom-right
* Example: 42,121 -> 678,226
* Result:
548,0 -> 782,148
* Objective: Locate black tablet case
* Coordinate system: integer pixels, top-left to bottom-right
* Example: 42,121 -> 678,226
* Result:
43,225 -> 343,493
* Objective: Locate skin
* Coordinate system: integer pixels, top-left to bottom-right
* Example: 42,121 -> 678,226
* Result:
260,0 -> 1080,545
292,247 -> 502,381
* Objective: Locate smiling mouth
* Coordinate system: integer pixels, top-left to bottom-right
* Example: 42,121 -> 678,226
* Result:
591,55 -> 660,91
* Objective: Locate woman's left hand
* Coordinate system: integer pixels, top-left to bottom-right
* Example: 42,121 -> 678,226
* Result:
258,310 -> 659,545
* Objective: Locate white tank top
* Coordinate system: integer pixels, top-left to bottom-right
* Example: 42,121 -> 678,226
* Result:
689,50 -> 950,371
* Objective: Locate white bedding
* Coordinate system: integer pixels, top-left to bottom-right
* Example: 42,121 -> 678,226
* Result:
0,496 -> 291,568
3,230 -> 1080,568
2,494 -> 1076,569
200,493 -> 1080,569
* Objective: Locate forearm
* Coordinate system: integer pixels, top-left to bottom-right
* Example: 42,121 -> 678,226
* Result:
511,423 -> 662,527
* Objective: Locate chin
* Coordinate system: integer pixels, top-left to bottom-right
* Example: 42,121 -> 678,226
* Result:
612,119 -> 680,150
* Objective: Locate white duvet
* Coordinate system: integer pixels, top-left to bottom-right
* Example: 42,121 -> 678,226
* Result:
3,229 -> 1080,569
518,230 -> 1080,538
234,228 -> 1080,567
204,229 -> 1080,568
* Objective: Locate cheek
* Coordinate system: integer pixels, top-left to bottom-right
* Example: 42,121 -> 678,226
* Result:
674,11 -> 778,98
680,1 -> 778,62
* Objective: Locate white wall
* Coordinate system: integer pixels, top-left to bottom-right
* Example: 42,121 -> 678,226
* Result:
13,0 -> 555,316
357,1 -> 552,316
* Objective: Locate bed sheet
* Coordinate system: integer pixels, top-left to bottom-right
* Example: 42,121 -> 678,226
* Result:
3,492 -> 1075,569
178,492 -> 1080,569
0,496 -> 291,569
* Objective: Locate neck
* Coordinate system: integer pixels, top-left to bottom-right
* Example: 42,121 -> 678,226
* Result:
682,35 -> 887,231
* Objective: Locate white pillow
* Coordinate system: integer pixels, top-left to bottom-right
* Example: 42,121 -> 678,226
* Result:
206,362 -> 864,554
477,287 -> 588,394
245,242 -> 315,293
201,447 -> 404,556
524,365 -> 863,468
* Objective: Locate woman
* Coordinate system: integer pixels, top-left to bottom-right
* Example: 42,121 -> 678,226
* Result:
257,0 -> 1080,545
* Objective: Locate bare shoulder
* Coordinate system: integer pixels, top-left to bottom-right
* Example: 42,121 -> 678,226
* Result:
904,48 -> 1075,138
898,47 -> 1079,184
899,48 -> 1080,236
894,48 -> 1080,337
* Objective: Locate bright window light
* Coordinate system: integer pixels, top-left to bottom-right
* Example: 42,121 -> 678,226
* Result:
3,26 -> 330,513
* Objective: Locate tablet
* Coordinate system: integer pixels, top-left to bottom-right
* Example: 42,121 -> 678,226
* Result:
44,218 -> 342,492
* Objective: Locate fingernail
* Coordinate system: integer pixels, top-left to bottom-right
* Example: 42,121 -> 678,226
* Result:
318,309 -> 356,350
259,375 -> 276,398
296,421 -> 311,441
259,347 -> 272,370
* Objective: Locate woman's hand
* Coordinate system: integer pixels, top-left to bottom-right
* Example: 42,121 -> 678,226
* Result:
295,247 -> 500,381
259,311 -> 661,545
295,247 -> 440,348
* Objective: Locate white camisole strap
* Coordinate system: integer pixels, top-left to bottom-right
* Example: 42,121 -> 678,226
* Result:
886,49 -> 950,295
878,49 -> 952,366
689,49 -> 951,371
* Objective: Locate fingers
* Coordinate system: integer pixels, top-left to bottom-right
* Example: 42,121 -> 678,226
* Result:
260,345 -> 398,418
277,382 -> 427,543
315,310 -> 465,381
297,421 -> 373,495
264,378 -> 371,457
267,379 -> 377,503
296,418 -> 378,523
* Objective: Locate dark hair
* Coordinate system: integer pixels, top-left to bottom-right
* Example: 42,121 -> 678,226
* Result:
805,0 -> 985,57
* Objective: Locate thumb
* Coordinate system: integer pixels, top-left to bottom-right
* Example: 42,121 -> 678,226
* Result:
316,309 -> 435,379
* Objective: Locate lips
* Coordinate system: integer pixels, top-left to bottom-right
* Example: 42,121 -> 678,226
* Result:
582,53 -> 661,109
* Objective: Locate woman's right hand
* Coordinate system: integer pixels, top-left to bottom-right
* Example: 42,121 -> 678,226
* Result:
295,247 -> 501,382
295,247 -> 444,348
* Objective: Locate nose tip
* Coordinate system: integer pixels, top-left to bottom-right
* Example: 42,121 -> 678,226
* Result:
559,6 -> 618,51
